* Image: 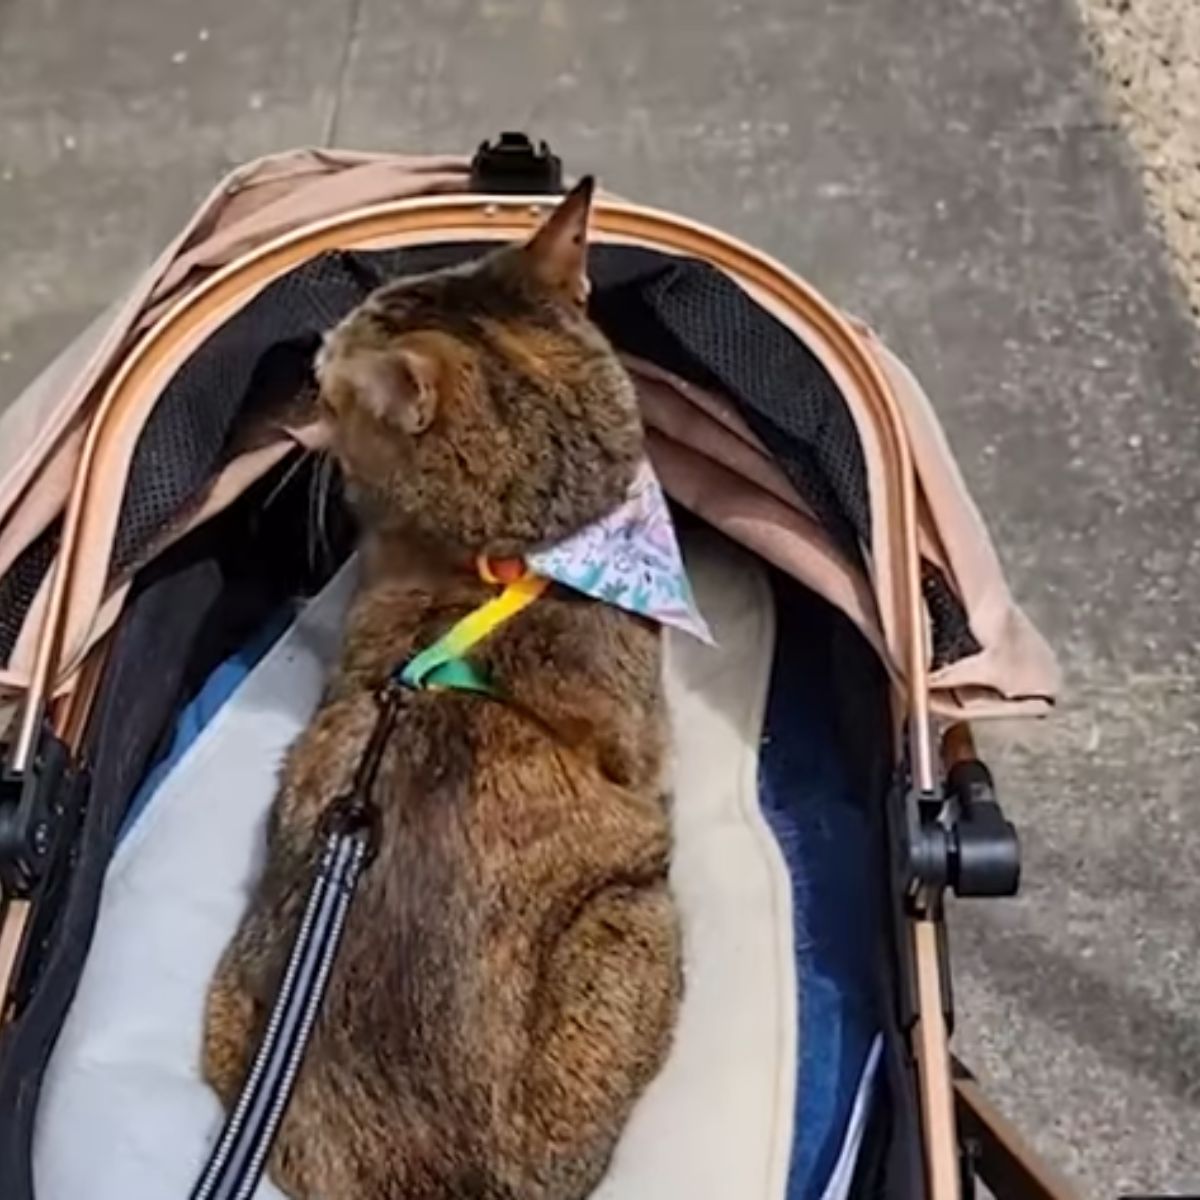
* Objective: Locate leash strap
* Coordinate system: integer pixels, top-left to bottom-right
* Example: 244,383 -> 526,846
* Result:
189,685 -> 399,1200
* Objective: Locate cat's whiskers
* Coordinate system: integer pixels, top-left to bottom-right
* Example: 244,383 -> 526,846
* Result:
262,445 -> 315,511
306,450 -> 336,574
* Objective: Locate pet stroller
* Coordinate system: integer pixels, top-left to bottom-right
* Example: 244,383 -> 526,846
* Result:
0,134 -> 1070,1200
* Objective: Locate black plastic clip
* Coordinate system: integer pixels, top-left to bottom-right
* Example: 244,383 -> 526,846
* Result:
318,791 -> 380,863
942,755 -> 1021,898
896,736 -> 1020,902
315,679 -> 408,868
0,728 -> 72,897
470,132 -> 564,195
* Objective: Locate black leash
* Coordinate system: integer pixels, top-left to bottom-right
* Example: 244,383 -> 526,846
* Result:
189,683 -> 402,1200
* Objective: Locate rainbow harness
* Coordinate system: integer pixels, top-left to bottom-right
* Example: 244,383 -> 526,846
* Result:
393,557 -> 549,696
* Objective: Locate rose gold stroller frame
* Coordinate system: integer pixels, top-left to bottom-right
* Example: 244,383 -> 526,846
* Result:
0,188 -> 1076,1200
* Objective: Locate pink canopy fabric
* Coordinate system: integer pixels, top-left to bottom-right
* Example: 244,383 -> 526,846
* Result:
0,148 -> 1058,731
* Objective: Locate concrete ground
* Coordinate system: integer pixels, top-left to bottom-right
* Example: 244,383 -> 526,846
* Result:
1078,0 -> 1200,320
1,0 -> 1198,1196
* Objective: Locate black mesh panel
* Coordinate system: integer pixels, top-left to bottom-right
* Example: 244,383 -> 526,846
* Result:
0,522 -> 60,666
110,255 -> 382,574
0,243 -> 981,673
923,562 -> 981,667
592,258 -> 868,557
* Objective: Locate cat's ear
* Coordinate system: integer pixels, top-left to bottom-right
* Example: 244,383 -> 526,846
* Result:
523,175 -> 594,306
330,346 -> 439,435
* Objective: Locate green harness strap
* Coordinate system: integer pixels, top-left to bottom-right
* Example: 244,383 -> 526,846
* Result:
393,564 -> 548,696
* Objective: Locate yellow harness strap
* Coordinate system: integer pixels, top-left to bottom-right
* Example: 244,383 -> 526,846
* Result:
395,558 -> 548,695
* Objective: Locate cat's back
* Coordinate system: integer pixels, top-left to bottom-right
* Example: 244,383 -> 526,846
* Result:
276,592 -> 675,1197
289,579 -> 671,1027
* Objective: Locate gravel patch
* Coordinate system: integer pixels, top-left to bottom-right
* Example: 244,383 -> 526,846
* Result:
1077,0 -> 1200,319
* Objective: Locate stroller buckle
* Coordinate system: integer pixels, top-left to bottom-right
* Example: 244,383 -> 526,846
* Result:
470,131 -> 564,195
897,725 -> 1021,904
0,726 -> 72,898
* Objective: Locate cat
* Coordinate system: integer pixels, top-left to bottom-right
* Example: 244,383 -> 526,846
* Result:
202,178 -> 682,1200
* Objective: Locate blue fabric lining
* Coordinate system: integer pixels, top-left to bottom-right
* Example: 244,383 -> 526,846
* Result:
759,582 -> 883,1200
119,608 -> 293,841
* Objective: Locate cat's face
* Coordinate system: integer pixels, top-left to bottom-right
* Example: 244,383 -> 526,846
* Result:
316,178 -> 644,558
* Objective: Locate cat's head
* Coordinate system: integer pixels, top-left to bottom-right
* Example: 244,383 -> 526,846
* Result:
316,178 -> 644,559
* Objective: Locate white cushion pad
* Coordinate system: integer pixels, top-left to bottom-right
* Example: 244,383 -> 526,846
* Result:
35,531 -> 796,1200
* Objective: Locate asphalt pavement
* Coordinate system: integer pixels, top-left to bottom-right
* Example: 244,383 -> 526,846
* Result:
1,0 -> 1197,1195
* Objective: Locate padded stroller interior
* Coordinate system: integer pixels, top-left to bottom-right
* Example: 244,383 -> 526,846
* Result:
33,528 -> 885,1200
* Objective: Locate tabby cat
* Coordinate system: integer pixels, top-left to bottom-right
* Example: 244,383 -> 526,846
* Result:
202,178 -> 682,1200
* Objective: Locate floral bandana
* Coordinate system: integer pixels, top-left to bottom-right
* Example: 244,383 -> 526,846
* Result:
527,459 -> 714,644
